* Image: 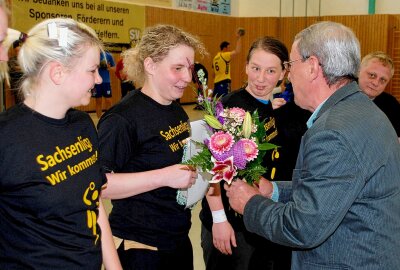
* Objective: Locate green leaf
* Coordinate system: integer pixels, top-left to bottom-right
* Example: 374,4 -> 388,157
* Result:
252,110 -> 267,141
258,142 -> 279,151
237,164 -> 266,184
182,147 -> 213,172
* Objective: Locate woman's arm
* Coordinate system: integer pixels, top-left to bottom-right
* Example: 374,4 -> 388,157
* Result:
98,199 -> 122,270
206,183 -> 236,255
102,164 -> 197,200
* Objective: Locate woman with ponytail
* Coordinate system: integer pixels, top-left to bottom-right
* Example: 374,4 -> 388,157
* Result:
0,18 -> 121,269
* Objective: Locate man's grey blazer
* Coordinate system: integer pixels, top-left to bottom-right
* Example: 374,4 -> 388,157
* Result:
244,82 -> 400,269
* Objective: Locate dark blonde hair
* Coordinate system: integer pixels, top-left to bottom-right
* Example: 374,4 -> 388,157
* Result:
123,24 -> 207,87
360,51 -> 394,78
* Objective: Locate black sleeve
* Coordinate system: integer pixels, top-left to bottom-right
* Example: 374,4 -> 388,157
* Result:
97,113 -> 136,172
374,94 -> 400,137
386,98 -> 400,136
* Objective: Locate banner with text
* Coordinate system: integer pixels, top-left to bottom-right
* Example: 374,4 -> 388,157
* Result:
175,0 -> 231,15
12,0 -> 145,46
119,0 -> 171,7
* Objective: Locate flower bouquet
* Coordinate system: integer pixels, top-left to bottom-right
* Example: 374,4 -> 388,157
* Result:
184,89 -> 277,185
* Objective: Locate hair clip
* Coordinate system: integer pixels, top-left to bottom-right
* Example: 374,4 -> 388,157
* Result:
58,27 -> 68,47
18,32 -> 28,43
47,22 -> 68,47
47,22 -> 57,39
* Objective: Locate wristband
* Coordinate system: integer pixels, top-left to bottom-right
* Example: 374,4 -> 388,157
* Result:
211,209 -> 227,223
271,182 -> 279,202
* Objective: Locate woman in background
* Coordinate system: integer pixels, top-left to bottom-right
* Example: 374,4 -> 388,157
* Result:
200,36 -> 295,270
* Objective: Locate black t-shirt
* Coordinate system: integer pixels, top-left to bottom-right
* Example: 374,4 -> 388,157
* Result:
273,97 -> 311,180
0,104 -> 104,269
97,90 -> 192,251
373,92 -> 400,136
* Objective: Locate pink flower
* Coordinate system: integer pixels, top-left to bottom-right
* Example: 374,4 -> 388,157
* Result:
229,107 -> 246,120
213,141 -> 248,169
209,156 -> 237,184
239,138 -> 259,161
209,131 -> 234,155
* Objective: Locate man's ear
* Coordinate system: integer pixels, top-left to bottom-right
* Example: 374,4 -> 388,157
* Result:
48,61 -> 65,85
144,57 -> 156,75
308,56 -> 321,81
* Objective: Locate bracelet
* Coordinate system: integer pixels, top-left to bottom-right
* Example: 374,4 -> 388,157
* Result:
271,182 -> 279,202
211,209 -> 227,223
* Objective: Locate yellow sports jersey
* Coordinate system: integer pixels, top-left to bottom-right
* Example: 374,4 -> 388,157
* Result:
213,51 -> 232,83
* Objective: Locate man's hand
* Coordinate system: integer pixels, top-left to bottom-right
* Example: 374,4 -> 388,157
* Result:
224,180 -> 260,214
258,177 -> 274,198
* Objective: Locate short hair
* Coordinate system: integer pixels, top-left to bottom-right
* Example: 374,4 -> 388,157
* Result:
18,18 -> 103,98
220,41 -> 230,51
123,24 -> 207,87
246,36 -> 288,71
295,21 -> 360,86
360,51 -> 394,78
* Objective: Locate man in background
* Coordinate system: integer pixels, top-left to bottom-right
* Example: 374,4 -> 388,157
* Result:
358,51 -> 400,141
212,28 -> 244,97
92,51 -> 115,118
115,47 -> 135,99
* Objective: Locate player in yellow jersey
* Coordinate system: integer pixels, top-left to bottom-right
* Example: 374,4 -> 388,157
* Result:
212,28 -> 244,97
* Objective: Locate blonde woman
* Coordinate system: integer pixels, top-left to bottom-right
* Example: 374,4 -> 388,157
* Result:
0,18 -> 121,269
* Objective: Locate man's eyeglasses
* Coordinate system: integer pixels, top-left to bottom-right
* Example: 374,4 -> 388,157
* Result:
283,57 -> 309,71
